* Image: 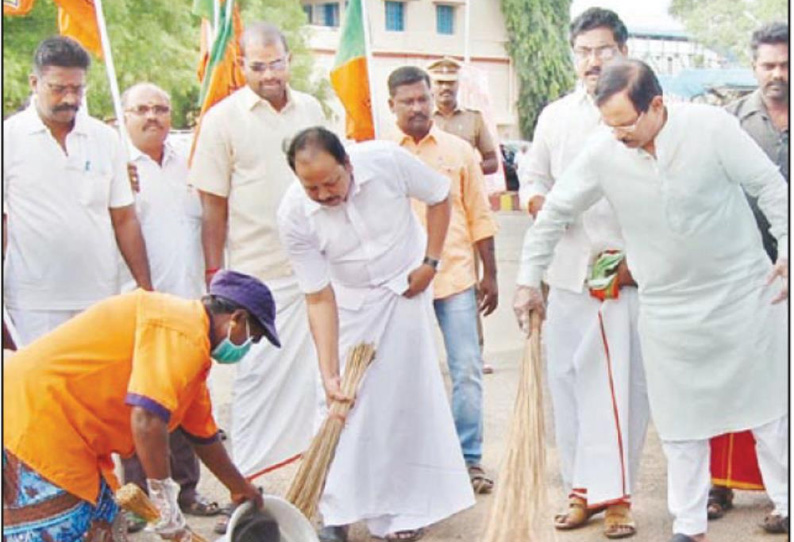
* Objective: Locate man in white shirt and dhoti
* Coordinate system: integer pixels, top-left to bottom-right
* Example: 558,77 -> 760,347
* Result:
278,127 -> 474,542
514,58 -> 788,542
517,8 -> 649,539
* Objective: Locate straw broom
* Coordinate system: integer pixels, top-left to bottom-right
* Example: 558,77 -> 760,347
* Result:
286,342 -> 377,519
482,313 -> 554,542
115,483 -> 209,542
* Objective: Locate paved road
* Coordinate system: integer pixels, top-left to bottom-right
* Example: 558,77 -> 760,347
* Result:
131,212 -> 777,541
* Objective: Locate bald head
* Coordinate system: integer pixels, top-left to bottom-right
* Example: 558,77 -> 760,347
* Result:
121,82 -> 170,110
240,21 -> 289,58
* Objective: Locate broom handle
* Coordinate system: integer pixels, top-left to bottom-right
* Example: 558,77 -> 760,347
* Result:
530,311 -> 542,334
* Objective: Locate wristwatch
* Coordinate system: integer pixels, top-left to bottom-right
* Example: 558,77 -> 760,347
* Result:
422,256 -> 440,270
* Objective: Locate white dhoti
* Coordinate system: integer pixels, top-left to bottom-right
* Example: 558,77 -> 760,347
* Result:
545,287 -> 649,506
6,307 -> 83,347
320,287 -> 474,536
231,276 -> 324,479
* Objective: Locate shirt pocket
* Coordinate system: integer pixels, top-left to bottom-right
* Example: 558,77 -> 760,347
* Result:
78,170 -> 112,212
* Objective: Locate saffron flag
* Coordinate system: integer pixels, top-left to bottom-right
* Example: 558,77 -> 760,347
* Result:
3,0 -> 35,16
55,0 -> 102,58
330,0 -> 374,141
190,0 -> 245,163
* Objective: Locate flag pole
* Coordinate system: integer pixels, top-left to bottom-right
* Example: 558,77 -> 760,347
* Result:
92,0 -> 129,154
358,0 -> 380,139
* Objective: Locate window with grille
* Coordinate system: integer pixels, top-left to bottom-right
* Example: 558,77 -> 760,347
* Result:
436,5 -> 454,35
385,1 -> 405,32
322,2 -> 340,27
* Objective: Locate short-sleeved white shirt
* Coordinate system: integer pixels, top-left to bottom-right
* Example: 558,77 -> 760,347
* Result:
119,142 -> 204,299
3,105 -> 133,310
188,86 -> 326,282
277,141 -> 450,310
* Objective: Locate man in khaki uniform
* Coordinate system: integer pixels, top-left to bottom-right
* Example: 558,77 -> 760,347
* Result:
428,57 -> 499,175
428,56 -> 499,373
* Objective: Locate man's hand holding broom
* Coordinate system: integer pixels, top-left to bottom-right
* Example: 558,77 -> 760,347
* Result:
512,285 -> 546,336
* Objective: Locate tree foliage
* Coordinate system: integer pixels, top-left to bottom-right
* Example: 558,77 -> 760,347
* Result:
669,0 -> 788,65
500,0 -> 574,139
2,0 -> 328,127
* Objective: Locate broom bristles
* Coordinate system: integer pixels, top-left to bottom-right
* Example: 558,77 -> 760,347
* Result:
286,342 -> 377,519
115,483 -> 210,542
482,313 -> 555,542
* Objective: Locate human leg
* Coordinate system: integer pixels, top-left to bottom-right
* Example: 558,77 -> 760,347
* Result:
660,438 -> 710,538
753,415 -> 788,532
433,287 -> 484,467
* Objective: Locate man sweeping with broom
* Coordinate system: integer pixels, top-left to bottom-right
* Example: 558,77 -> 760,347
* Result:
3,270 -> 272,541
278,127 -> 475,542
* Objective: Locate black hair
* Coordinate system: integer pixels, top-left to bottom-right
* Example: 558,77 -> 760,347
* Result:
33,36 -> 90,75
202,294 -> 245,316
240,21 -> 289,57
387,66 -> 431,97
569,7 -> 628,48
751,22 -> 788,60
595,58 -> 663,113
286,126 -> 348,172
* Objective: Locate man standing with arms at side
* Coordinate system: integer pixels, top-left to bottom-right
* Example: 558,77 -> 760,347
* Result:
388,66 -> 499,496
119,82 -> 221,532
707,21 -> 789,531
516,9 -> 649,539
189,21 -> 326,518
3,36 -> 152,346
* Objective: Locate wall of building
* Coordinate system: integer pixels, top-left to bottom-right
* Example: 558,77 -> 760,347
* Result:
301,0 -> 521,139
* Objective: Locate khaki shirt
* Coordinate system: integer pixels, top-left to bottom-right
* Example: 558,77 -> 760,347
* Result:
188,86 -> 326,281
396,126 -> 498,299
432,107 -> 496,158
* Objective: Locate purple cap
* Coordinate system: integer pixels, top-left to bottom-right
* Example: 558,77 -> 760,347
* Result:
209,270 -> 281,347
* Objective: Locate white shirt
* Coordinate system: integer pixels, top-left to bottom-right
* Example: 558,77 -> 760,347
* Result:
3,105 -> 133,310
277,141 -> 450,311
519,88 -> 624,293
518,103 -> 788,440
119,141 -> 204,299
189,86 -> 327,282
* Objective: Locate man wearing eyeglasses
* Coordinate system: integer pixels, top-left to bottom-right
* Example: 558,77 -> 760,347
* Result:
515,8 -> 648,539
2,36 -> 152,347
188,21 -> 326,532
116,82 -> 222,532
516,57 -> 788,542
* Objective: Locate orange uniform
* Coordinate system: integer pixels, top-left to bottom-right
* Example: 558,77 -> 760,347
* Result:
3,290 -> 218,504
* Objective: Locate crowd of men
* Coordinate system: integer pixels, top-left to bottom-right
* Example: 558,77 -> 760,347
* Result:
1,6 -> 788,542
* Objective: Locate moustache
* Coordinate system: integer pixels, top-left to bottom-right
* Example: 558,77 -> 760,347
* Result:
53,104 -> 79,113
409,113 -> 428,122
144,121 -> 163,130
585,68 -> 601,77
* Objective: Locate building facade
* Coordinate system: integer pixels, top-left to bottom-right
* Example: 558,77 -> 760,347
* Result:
300,0 -> 522,139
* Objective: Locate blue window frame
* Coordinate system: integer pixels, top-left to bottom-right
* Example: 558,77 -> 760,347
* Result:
385,1 -> 405,32
436,5 -> 454,35
322,3 -> 340,27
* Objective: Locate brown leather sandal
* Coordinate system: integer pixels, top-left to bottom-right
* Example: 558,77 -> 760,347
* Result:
604,503 -> 637,539
554,496 -> 592,530
762,513 -> 789,534
706,486 -> 733,520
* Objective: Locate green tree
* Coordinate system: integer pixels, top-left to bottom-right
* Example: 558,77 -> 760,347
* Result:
670,0 -> 788,65
500,0 -> 575,139
2,0 -> 327,127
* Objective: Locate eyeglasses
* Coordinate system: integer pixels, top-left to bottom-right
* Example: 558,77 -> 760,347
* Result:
604,111 -> 645,134
44,82 -> 87,96
125,105 -> 171,116
573,46 -> 618,62
244,57 -> 288,73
